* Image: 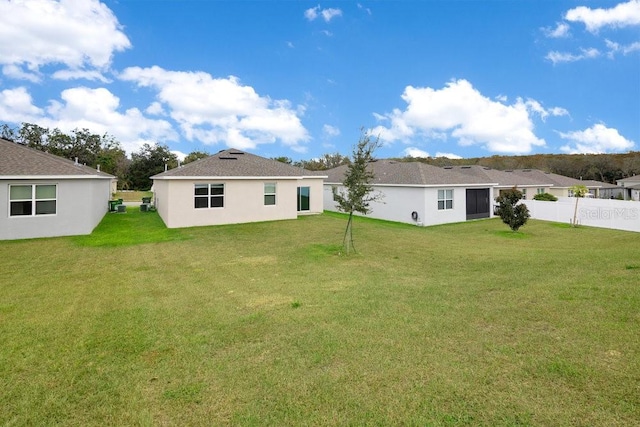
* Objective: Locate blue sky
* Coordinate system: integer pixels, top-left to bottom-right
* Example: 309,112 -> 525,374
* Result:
1,0 -> 638,161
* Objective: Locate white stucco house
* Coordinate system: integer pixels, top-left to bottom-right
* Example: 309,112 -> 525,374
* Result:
151,149 -> 326,228
0,138 -> 114,240
617,175 -> 640,201
324,160 -> 497,226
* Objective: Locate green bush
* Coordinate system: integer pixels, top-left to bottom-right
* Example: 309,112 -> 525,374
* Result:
496,188 -> 530,231
533,192 -> 558,201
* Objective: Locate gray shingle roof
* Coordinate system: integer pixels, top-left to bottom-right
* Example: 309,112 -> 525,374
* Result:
0,138 -> 114,178
152,148 -> 325,179
325,160 -> 495,186
442,165 -> 550,187
506,169 -> 589,188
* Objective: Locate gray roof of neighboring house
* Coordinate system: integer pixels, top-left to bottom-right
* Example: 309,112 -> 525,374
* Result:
152,148 -> 325,179
617,174 -> 640,183
579,179 -> 619,189
441,165 -> 550,187
325,160 -> 495,186
0,138 -> 114,178
506,169 -> 588,188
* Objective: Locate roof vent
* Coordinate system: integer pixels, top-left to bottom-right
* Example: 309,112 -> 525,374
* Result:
443,166 -> 453,169
522,169 -> 531,172
219,156 -> 238,160
229,151 -> 244,155
461,166 -> 471,169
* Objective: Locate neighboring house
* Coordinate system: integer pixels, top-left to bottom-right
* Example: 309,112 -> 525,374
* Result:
505,169 -> 603,198
0,138 -> 114,240
580,180 -> 623,199
617,175 -> 640,201
151,148 -> 326,228
324,160 -> 496,226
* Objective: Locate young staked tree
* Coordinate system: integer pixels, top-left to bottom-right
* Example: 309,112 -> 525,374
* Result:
496,187 -> 530,232
570,184 -> 589,227
332,130 -> 382,254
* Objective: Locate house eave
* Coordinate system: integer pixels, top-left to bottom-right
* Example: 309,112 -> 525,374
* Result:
152,175 -> 322,181
1,175 -> 114,180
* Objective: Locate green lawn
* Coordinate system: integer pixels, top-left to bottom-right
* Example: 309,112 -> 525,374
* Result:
1,212 -> 638,426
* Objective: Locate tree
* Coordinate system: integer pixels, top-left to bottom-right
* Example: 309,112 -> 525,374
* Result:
332,130 -> 382,254
127,143 -> 178,190
496,187 -> 530,231
570,184 -> 589,227
0,123 -> 17,141
183,151 -> 210,164
272,156 -> 293,164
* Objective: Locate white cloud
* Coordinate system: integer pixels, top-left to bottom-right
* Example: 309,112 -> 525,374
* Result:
546,47 -> 600,64
2,65 -> 41,83
322,124 -> 341,137
606,39 -> 640,57
0,87 -> 45,123
371,79 -> 554,154
543,22 -> 571,38
559,123 -> 635,153
524,99 -> 569,121
565,0 -> 640,33
304,5 -> 342,22
435,152 -> 462,159
402,147 -> 430,158
0,85 -> 177,155
119,66 -> 310,152
172,150 -> 187,162
358,3 -> 372,16
0,0 -> 130,80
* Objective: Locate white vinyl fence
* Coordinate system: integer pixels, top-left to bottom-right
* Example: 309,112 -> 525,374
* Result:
522,198 -> 640,233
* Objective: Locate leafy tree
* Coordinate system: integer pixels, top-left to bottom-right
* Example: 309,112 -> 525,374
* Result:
570,184 -> 589,227
272,156 -> 293,164
127,143 -> 178,190
18,122 -> 49,150
532,192 -> 558,201
295,152 -> 350,170
496,187 -> 530,232
183,151 -> 210,164
332,130 -> 382,254
0,123 -> 17,141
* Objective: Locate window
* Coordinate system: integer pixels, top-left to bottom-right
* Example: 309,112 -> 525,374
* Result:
297,186 -> 310,211
194,183 -> 224,209
537,187 -> 545,195
10,184 -> 57,217
522,188 -> 527,200
264,183 -> 276,205
437,189 -> 453,210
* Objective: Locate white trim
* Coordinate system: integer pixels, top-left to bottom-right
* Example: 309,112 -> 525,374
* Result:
153,175 -> 312,181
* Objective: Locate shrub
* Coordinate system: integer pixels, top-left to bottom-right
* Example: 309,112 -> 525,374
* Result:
496,187 -> 530,232
533,192 -> 558,201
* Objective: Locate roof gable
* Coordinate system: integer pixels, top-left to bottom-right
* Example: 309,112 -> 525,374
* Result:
0,138 -> 113,178
152,148 -> 323,179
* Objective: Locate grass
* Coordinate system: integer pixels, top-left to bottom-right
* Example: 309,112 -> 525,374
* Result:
1,213 -> 639,426
113,190 -> 153,202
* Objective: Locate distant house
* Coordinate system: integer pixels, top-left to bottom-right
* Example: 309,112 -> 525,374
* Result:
324,160 -> 496,226
617,175 -> 640,201
0,138 -> 114,240
151,149 -> 326,228
505,169 -> 604,198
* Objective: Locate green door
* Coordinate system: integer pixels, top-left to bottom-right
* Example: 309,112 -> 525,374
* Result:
297,186 -> 310,211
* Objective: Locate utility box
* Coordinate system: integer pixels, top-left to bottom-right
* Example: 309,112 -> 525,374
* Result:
108,200 -> 119,212
140,203 -> 149,212
117,204 -> 127,213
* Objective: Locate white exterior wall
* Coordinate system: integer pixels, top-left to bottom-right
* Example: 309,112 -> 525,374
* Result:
0,178 -> 111,240
155,178 -> 321,228
522,197 -> 640,233
324,184 -> 470,226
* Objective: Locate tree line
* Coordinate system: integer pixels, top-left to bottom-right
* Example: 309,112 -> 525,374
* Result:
4,122 -> 638,189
